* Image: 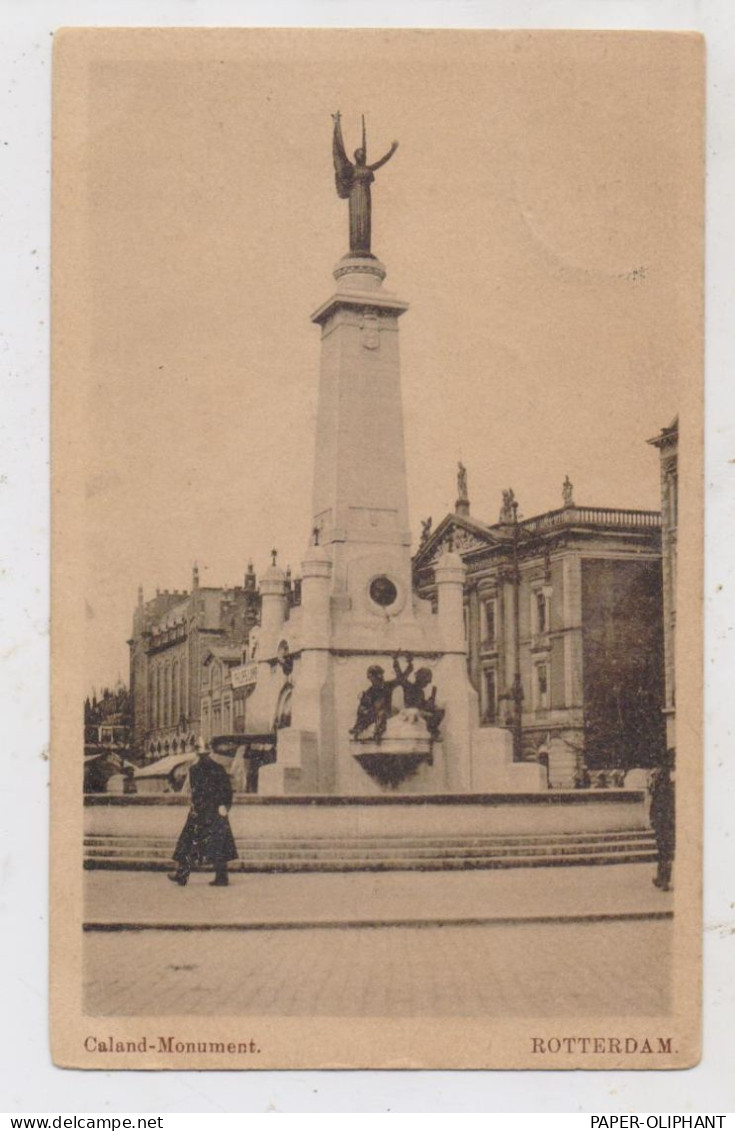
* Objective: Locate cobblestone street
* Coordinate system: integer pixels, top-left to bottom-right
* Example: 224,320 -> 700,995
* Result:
86,917 -> 671,1018
84,864 -> 672,1017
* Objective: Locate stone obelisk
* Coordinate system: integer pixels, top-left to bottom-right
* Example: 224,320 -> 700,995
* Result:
309,257 -> 412,631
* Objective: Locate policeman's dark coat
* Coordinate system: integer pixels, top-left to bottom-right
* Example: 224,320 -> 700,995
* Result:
650,767 -> 675,856
173,755 -> 238,866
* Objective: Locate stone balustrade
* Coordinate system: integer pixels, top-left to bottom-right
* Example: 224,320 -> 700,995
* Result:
520,506 -> 661,535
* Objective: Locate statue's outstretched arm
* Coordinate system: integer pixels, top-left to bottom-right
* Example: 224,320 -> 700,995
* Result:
368,141 -> 399,172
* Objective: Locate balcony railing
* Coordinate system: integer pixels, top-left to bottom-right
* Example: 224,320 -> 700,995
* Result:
519,506 -> 661,535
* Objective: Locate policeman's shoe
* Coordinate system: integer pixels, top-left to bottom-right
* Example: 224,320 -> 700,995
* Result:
210,874 -> 229,887
167,872 -> 188,886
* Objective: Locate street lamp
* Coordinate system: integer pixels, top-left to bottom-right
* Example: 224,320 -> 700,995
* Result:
510,496 -> 524,762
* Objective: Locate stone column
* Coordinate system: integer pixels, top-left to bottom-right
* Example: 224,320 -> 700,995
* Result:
466,584 -> 481,697
501,574 -> 517,719
286,540 -> 334,792
434,546 -> 476,791
258,563 -> 287,658
245,561 -> 287,736
298,541 -> 332,654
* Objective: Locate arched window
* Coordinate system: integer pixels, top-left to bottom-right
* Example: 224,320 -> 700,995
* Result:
274,683 -> 293,730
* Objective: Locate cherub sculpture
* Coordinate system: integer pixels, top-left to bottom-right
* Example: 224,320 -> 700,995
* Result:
349,665 -> 398,744
392,653 -> 445,740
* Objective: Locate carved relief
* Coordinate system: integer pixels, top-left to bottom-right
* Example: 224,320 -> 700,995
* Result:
425,527 -> 486,565
453,528 -> 485,553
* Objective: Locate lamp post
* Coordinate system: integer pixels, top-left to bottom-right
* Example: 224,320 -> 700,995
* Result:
510,496 -> 524,762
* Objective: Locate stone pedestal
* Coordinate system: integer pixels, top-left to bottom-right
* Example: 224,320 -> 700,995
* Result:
258,728 -> 318,795
470,726 -> 548,792
547,735 -> 580,790
256,255 -> 541,796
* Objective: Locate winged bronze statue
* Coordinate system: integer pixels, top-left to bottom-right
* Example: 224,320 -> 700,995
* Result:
332,112 -> 399,257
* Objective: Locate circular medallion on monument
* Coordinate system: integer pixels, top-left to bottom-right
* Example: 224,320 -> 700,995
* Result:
368,575 -> 398,609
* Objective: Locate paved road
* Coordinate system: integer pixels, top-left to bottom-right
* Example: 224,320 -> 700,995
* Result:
84,862 -> 672,929
83,864 -> 672,1017
85,917 -> 671,1018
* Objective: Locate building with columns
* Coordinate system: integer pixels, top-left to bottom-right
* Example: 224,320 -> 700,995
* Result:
127,563 -> 260,760
413,479 -> 667,788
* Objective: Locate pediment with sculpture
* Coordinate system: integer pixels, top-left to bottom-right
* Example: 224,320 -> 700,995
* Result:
413,514 -> 501,569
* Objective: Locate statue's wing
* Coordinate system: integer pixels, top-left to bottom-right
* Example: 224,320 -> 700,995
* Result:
333,154 -> 353,199
334,165 -> 353,199
333,124 -> 353,198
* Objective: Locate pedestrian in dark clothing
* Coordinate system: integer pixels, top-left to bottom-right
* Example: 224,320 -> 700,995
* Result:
168,741 -> 238,887
650,749 -> 675,892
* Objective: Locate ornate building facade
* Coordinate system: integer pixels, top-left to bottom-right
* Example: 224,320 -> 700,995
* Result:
413,481 -> 667,788
648,416 -> 678,750
128,563 -> 260,760
200,644 -> 247,742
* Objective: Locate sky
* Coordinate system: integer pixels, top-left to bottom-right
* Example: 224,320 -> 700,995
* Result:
57,29 -> 701,690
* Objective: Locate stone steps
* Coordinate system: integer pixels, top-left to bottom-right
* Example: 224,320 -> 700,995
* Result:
86,828 -> 647,848
84,830 -> 656,872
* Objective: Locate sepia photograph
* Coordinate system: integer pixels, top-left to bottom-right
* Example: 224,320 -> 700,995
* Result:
51,27 -> 703,1070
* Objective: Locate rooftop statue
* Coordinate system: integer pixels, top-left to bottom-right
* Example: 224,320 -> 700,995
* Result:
332,111 -> 398,257
457,461 -> 468,502
499,488 -> 517,524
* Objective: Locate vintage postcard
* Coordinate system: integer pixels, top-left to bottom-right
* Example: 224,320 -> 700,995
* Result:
51,28 -> 704,1070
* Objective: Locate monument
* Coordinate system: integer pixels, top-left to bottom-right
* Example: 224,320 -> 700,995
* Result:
245,115 -> 545,795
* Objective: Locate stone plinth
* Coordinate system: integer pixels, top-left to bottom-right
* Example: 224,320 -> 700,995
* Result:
85,790 -> 652,843
471,727 -> 548,793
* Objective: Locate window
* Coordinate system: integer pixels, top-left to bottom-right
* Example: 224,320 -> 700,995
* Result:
481,598 -> 497,647
172,660 -> 180,725
483,668 -> 497,724
536,663 -> 549,711
536,590 -> 547,634
532,586 -> 551,637
157,667 -> 164,728
179,661 -> 186,719
148,672 -> 156,729
165,665 -> 173,726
